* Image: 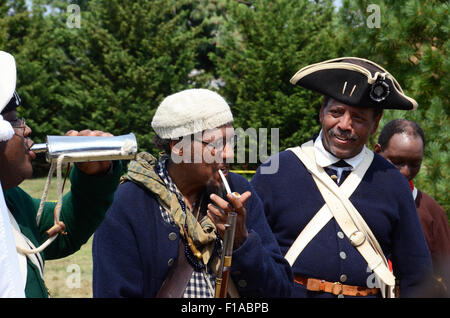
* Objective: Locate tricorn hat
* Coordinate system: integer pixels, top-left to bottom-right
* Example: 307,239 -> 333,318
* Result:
290,57 -> 418,110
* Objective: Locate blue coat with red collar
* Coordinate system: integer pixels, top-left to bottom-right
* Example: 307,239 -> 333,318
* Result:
251,150 -> 432,298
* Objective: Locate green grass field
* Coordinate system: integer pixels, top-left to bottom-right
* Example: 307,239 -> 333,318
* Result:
20,177 -> 94,298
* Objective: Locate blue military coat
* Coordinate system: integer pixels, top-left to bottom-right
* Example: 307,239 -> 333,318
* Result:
251,150 -> 432,298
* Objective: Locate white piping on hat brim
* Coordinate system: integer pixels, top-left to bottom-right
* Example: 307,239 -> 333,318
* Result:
290,57 -> 418,110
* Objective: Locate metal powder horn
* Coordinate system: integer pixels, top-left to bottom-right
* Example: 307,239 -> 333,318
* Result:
18,133 -> 138,256
30,133 -> 138,163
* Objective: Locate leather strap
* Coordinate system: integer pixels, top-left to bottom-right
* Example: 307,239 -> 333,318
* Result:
288,141 -> 396,297
294,275 -> 379,297
156,239 -> 194,298
8,209 -> 44,289
285,143 -> 371,266
284,207 -> 332,266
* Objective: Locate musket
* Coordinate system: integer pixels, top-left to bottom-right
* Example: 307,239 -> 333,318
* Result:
215,170 -> 239,298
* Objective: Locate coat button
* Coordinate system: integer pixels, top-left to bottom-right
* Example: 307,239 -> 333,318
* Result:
168,232 -> 177,241
339,251 -> 347,260
168,258 -> 175,267
340,274 -> 347,282
238,280 -> 247,288
337,231 -> 345,239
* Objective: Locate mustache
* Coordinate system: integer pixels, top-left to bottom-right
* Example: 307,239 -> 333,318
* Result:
328,128 -> 359,141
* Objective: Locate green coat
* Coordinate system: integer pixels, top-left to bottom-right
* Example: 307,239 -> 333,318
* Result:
4,162 -> 122,297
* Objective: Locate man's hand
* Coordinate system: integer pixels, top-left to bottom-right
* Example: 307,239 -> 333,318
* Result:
65,129 -> 113,175
207,191 -> 251,250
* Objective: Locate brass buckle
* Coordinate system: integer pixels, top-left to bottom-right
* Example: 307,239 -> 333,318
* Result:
331,282 -> 343,296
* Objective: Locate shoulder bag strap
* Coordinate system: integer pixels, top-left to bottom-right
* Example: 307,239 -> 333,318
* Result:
156,239 -> 194,298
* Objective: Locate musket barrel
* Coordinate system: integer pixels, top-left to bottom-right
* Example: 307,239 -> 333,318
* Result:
215,211 -> 237,298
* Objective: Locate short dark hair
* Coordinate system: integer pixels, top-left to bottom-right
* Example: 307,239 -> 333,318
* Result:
152,135 -> 173,154
377,119 -> 426,151
152,134 -> 195,155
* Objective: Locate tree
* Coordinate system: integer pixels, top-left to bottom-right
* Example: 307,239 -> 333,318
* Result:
210,0 -> 338,169
2,0 -> 209,157
336,0 -> 449,213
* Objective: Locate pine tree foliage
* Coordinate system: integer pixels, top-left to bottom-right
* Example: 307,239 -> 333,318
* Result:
0,0 -> 447,215
336,0 -> 449,213
2,0 -> 207,156
210,0 -> 337,168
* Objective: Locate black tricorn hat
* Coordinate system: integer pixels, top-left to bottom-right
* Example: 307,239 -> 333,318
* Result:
290,57 -> 418,110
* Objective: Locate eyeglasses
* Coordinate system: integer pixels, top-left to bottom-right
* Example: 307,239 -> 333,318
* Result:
10,117 -> 27,137
193,135 -> 237,152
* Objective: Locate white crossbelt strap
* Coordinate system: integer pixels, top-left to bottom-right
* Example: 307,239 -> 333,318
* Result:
284,142 -> 372,266
0,182 -> 24,297
8,210 -> 45,290
284,205 -> 332,266
287,141 -> 395,297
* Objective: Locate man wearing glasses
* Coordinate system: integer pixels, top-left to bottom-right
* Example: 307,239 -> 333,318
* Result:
92,88 -> 293,298
0,51 -> 123,297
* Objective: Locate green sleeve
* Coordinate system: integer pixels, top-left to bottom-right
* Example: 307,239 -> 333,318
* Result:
37,161 -> 123,260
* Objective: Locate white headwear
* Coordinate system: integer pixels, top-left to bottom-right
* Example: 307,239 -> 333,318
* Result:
151,88 -> 233,139
0,51 -> 17,142
0,51 -> 25,297
0,179 -> 25,297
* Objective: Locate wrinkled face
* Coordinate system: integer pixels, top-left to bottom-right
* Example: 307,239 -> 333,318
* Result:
171,124 -> 235,189
319,98 -> 382,159
0,110 -> 35,189
377,133 -> 423,181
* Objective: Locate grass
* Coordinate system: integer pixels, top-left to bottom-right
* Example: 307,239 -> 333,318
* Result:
20,176 -> 94,298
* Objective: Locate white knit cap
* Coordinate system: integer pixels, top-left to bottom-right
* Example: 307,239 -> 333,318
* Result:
151,88 -> 233,139
0,51 -> 16,142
